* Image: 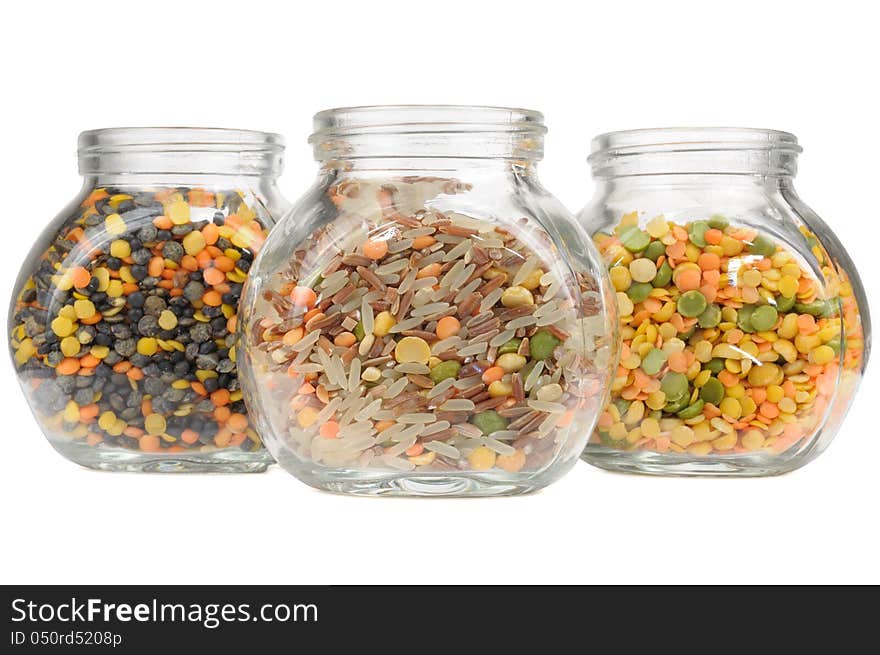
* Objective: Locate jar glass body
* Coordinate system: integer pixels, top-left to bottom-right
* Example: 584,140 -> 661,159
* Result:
579,129 -> 870,476
239,107 -> 617,496
9,128 -> 289,472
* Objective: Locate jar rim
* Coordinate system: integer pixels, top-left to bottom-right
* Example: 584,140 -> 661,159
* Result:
78,127 -> 284,152
77,127 -> 284,177
590,127 -> 802,160
310,105 -> 546,141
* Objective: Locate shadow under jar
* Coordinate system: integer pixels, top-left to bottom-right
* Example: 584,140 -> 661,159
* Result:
9,128 -> 289,472
238,106 -> 617,496
579,128 -> 870,476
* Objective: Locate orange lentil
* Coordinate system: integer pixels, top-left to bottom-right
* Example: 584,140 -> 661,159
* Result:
191,382 -> 207,396
79,404 -> 100,421
69,266 -> 91,288
482,366 -> 505,384
153,215 -> 173,230
328,330 -> 358,349
147,256 -> 164,277
675,268 -> 702,292
195,250 -> 212,268
667,351 -> 689,373
213,406 -> 232,424
202,223 -> 220,245
139,434 -> 161,452
320,421 -> 341,439
298,383 -> 316,395
718,370 -> 740,387
283,327 -> 304,346
86,433 -> 103,446
180,429 -> 200,445
643,298 -> 663,313
214,430 -> 232,448
363,239 -> 389,259
759,401 -> 780,419
405,442 -> 424,456
303,308 -> 322,324
292,286 -> 318,308
213,256 -> 236,272
750,387 -> 767,405
797,314 -> 817,333
704,228 -> 724,245
203,267 -> 226,286
210,389 -> 231,406
436,316 -> 461,339
703,403 -> 722,419
698,252 -> 721,271
227,413 -> 248,433
141,399 -> 152,416
202,290 -> 222,306
666,241 -> 686,259
57,358 -> 81,375
80,313 -> 103,325
702,269 -> 721,286
180,255 -> 199,271
416,262 -> 442,279
411,235 -> 437,250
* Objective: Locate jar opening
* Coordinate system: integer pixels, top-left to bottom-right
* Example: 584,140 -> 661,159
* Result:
78,127 -> 284,177
589,127 -> 801,178
310,105 -> 546,162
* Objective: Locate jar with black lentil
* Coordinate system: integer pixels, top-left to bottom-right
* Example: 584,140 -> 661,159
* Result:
579,128 -> 870,475
9,128 -> 289,471
239,106 -> 617,495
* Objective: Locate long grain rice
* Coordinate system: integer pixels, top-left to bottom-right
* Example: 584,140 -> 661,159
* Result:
389,316 -> 424,333
397,412 -> 436,424
439,398 -> 476,411
482,437 -> 516,456
489,329 -> 516,348
426,377 -> 455,398
425,441 -> 461,459
420,420 -> 451,436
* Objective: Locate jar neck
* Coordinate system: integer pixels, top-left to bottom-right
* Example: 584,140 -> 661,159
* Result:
309,105 -> 546,171
589,127 -> 801,179
77,127 -> 284,181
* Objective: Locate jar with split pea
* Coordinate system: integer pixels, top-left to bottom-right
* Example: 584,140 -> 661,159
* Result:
9,128 -> 289,472
239,106 -> 617,496
579,128 -> 870,475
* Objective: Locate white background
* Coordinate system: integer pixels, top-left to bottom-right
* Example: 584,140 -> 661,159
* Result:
1,0 -> 877,584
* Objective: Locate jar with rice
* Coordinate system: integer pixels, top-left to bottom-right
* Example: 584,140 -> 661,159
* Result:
239,106 -> 617,495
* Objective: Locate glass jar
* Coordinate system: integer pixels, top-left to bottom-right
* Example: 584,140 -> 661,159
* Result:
239,106 -> 616,496
9,127 -> 289,472
579,128 -> 870,475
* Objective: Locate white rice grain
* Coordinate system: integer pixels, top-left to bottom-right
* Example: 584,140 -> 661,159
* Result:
425,441 -> 461,459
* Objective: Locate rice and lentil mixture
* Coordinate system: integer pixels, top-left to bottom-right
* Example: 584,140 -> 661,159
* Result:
246,177 -> 610,474
591,212 -> 865,456
10,187 -> 270,455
